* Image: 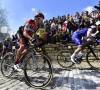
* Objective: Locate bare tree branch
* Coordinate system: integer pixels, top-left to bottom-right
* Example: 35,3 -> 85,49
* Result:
0,4 -> 9,40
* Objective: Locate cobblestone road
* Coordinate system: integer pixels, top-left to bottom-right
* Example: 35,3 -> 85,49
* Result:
0,60 -> 100,90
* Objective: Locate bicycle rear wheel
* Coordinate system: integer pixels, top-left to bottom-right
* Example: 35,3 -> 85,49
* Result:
1,52 -> 15,77
57,49 -> 74,68
86,48 -> 100,70
24,52 -> 53,89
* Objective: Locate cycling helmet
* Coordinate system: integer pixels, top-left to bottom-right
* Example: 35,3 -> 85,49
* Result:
6,37 -> 11,41
35,13 -> 45,19
90,25 -> 96,29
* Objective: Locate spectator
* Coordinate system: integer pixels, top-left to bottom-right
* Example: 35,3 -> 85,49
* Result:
79,18 -> 85,29
45,23 -> 51,44
90,19 -> 96,25
58,22 -> 62,31
36,9 -> 100,44
73,12 -> 81,30
60,31 -> 70,44
67,18 -> 74,35
83,11 -> 91,28
61,21 -> 68,32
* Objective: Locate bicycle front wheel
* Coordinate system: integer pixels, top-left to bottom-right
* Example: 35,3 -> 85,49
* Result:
24,52 -> 53,89
1,52 -> 15,77
86,48 -> 100,70
57,50 -> 74,68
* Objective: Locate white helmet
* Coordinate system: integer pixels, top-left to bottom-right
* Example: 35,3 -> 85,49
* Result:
90,25 -> 96,29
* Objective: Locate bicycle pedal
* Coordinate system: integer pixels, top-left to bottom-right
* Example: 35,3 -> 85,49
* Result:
76,61 -> 81,64
75,59 -> 81,64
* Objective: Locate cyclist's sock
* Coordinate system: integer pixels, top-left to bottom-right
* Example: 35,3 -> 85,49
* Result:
78,52 -> 83,56
15,59 -> 20,64
71,53 -> 76,57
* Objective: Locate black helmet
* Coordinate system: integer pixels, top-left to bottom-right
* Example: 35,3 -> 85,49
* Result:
35,13 -> 45,19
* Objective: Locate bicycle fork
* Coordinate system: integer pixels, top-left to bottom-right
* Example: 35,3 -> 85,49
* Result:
30,49 -> 39,68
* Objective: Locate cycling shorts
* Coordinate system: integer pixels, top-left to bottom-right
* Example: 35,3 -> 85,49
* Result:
72,34 -> 82,46
4,44 -> 10,49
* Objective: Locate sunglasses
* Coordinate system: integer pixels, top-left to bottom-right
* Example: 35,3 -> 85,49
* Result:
37,17 -> 44,21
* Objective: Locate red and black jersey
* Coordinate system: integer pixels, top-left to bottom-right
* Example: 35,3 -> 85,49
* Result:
24,19 -> 38,35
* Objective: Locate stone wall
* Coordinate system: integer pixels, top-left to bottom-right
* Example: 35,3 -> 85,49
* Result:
38,43 -> 100,61
42,44 -> 77,61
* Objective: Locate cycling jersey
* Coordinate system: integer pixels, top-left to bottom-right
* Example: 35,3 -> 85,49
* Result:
72,28 -> 92,46
16,19 -> 38,45
3,40 -> 12,49
37,28 -> 45,38
24,19 -> 38,35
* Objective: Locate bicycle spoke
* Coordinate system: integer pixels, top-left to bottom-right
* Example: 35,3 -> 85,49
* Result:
24,53 -> 53,89
1,52 -> 14,77
86,49 -> 100,70
57,50 -> 74,68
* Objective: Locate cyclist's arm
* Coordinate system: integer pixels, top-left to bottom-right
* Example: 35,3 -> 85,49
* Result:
2,44 -> 5,49
82,37 -> 87,41
87,29 -> 96,42
23,22 -> 34,41
23,30 -> 33,41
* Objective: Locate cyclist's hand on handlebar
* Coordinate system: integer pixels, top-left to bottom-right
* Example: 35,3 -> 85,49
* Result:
96,40 -> 100,44
31,39 -> 36,43
29,39 -> 36,44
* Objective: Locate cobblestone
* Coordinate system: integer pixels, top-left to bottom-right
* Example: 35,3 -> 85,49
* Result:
0,60 -> 100,90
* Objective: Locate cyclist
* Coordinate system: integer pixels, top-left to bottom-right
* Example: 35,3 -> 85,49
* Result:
0,41 -> 3,53
71,25 -> 100,63
0,41 -> 3,59
14,12 -> 45,71
2,38 -> 12,56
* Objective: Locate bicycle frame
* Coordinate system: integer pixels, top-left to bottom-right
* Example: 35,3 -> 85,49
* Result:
29,44 -> 39,68
87,44 -> 99,60
76,42 -> 99,62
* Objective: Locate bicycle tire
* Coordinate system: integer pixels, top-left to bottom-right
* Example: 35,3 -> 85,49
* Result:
86,48 -> 100,70
24,52 -> 53,89
1,52 -> 15,77
57,49 -> 74,68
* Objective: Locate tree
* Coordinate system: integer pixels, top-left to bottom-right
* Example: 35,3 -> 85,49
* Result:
0,6 -> 8,28
0,4 -> 9,40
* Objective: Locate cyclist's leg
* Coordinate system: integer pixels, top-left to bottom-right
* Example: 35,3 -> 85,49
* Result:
14,40 -> 28,71
8,45 -> 12,52
71,36 -> 83,63
15,39 -> 27,63
2,45 -> 6,56
5,45 -> 9,52
0,48 -> 3,59
19,36 -> 30,60
14,32 -> 28,71
0,49 -> 2,59
20,47 -> 29,60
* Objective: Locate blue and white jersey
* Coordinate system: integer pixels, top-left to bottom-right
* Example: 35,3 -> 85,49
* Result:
72,28 -> 93,46
72,28 -> 92,39
73,28 -> 88,38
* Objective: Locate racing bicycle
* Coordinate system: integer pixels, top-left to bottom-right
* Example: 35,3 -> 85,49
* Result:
1,42 -> 53,89
57,41 -> 100,70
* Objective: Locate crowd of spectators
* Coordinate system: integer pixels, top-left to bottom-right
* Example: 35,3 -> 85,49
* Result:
35,10 -> 100,44
37,10 -> 100,44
